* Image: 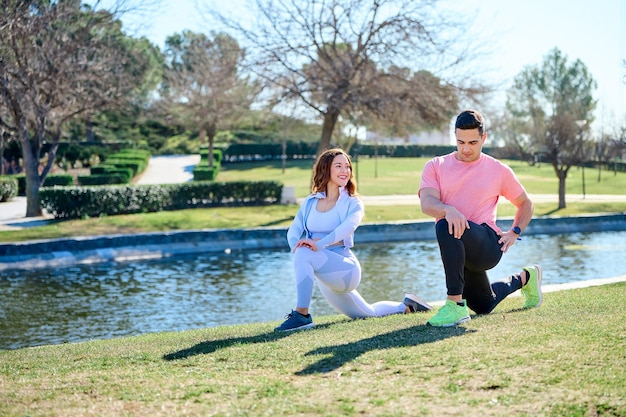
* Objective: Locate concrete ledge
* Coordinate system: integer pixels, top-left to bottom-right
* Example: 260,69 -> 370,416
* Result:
1,213 -> 624,271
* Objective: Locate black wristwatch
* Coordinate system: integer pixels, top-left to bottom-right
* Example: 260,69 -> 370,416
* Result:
512,226 -> 521,235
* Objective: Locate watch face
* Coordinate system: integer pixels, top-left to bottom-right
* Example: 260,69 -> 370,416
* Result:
513,227 -> 521,234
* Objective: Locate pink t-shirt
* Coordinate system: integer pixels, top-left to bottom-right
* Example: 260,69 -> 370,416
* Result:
418,152 -> 526,232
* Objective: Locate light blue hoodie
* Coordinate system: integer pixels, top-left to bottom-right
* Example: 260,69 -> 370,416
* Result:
287,187 -> 364,252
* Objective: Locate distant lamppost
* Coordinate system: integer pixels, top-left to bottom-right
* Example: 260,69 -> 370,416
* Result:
576,120 -> 587,199
281,140 -> 286,174
374,141 -> 379,179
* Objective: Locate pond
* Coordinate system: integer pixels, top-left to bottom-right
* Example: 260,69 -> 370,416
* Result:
1,230 -> 625,350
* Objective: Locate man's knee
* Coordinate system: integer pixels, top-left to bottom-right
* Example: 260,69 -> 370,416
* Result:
435,219 -> 453,240
466,297 -> 496,315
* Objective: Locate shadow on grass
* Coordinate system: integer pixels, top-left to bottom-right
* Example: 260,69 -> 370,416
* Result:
162,319 -> 474,376
295,324 -> 474,375
162,322 -> 339,361
261,217 -> 295,227
541,207 -> 563,216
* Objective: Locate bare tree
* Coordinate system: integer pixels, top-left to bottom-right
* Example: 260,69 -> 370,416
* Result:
0,1 -> 155,217
160,31 -> 259,166
208,0 -> 488,155
506,48 -> 597,209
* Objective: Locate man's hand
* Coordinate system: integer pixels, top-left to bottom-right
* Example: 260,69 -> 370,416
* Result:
498,230 -> 518,253
444,207 -> 470,239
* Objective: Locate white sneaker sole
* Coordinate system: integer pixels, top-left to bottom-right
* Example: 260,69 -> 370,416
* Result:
404,293 -> 433,312
428,315 -> 471,327
276,322 -> 315,332
535,264 -> 543,307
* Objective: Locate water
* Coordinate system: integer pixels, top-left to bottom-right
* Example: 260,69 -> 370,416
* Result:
1,231 -> 625,350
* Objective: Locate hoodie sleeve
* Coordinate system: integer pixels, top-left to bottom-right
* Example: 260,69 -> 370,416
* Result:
286,197 -> 309,252
315,195 -> 364,249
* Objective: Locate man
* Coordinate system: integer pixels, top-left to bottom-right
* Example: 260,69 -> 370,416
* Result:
419,109 -> 542,327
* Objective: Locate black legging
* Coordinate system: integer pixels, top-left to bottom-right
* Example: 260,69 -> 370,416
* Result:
435,219 -> 524,314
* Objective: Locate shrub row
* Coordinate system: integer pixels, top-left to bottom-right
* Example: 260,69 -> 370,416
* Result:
39,181 -> 283,219
220,142 -> 494,161
1,174 -> 74,196
0,177 -> 18,202
79,148 -> 151,185
193,147 -> 224,181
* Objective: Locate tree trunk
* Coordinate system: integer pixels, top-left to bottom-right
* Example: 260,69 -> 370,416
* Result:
40,142 -> 59,185
86,117 -> 95,143
0,134 -> 4,175
20,139 -> 43,217
557,169 -> 567,209
207,133 -> 215,168
206,123 -> 217,168
317,110 -> 340,156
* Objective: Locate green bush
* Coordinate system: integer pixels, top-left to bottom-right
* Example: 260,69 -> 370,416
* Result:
42,174 -> 74,187
11,174 -> 75,196
40,185 -> 171,219
199,147 -> 223,165
103,159 -> 145,176
167,181 -> 283,210
0,176 -> 18,202
90,166 -> 133,183
195,148 -> 223,181
39,181 -> 283,219
80,148 -> 151,185
77,174 -> 129,186
192,166 -> 218,181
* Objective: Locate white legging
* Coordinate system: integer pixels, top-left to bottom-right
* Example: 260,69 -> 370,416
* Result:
293,245 -> 405,319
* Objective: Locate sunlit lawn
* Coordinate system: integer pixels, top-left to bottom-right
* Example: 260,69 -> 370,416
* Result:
1,283 -> 624,416
218,157 -> 626,197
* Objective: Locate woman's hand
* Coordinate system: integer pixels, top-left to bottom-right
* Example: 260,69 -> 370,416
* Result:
295,238 -> 318,252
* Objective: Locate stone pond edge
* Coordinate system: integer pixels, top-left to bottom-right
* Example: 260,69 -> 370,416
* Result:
1,213 -> 624,271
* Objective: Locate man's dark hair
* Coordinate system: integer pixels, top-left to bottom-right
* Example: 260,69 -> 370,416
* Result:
455,109 -> 485,135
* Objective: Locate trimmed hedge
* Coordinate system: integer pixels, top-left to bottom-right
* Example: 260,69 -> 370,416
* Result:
199,147 -> 223,165
77,174 -> 130,186
192,167 -> 218,181
9,174 -> 75,196
81,148 -> 150,185
0,176 -> 18,202
39,181 -> 283,219
43,174 -> 74,187
194,147 -> 223,181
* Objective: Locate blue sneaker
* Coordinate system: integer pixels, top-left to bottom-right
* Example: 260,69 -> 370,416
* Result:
274,310 -> 314,332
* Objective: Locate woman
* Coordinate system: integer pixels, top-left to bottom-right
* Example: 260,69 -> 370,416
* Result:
275,148 -> 431,332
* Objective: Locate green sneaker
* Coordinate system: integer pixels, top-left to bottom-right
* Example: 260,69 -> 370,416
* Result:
427,299 -> 470,327
521,265 -> 543,308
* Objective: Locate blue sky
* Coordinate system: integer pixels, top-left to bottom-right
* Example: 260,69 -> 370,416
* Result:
117,0 -> 625,133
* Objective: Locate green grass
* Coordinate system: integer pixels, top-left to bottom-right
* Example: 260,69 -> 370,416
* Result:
218,157 -> 626,197
1,157 -> 625,243
1,282 -> 624,416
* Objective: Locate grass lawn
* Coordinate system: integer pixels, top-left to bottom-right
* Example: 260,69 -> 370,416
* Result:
1,282 -> 624,416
